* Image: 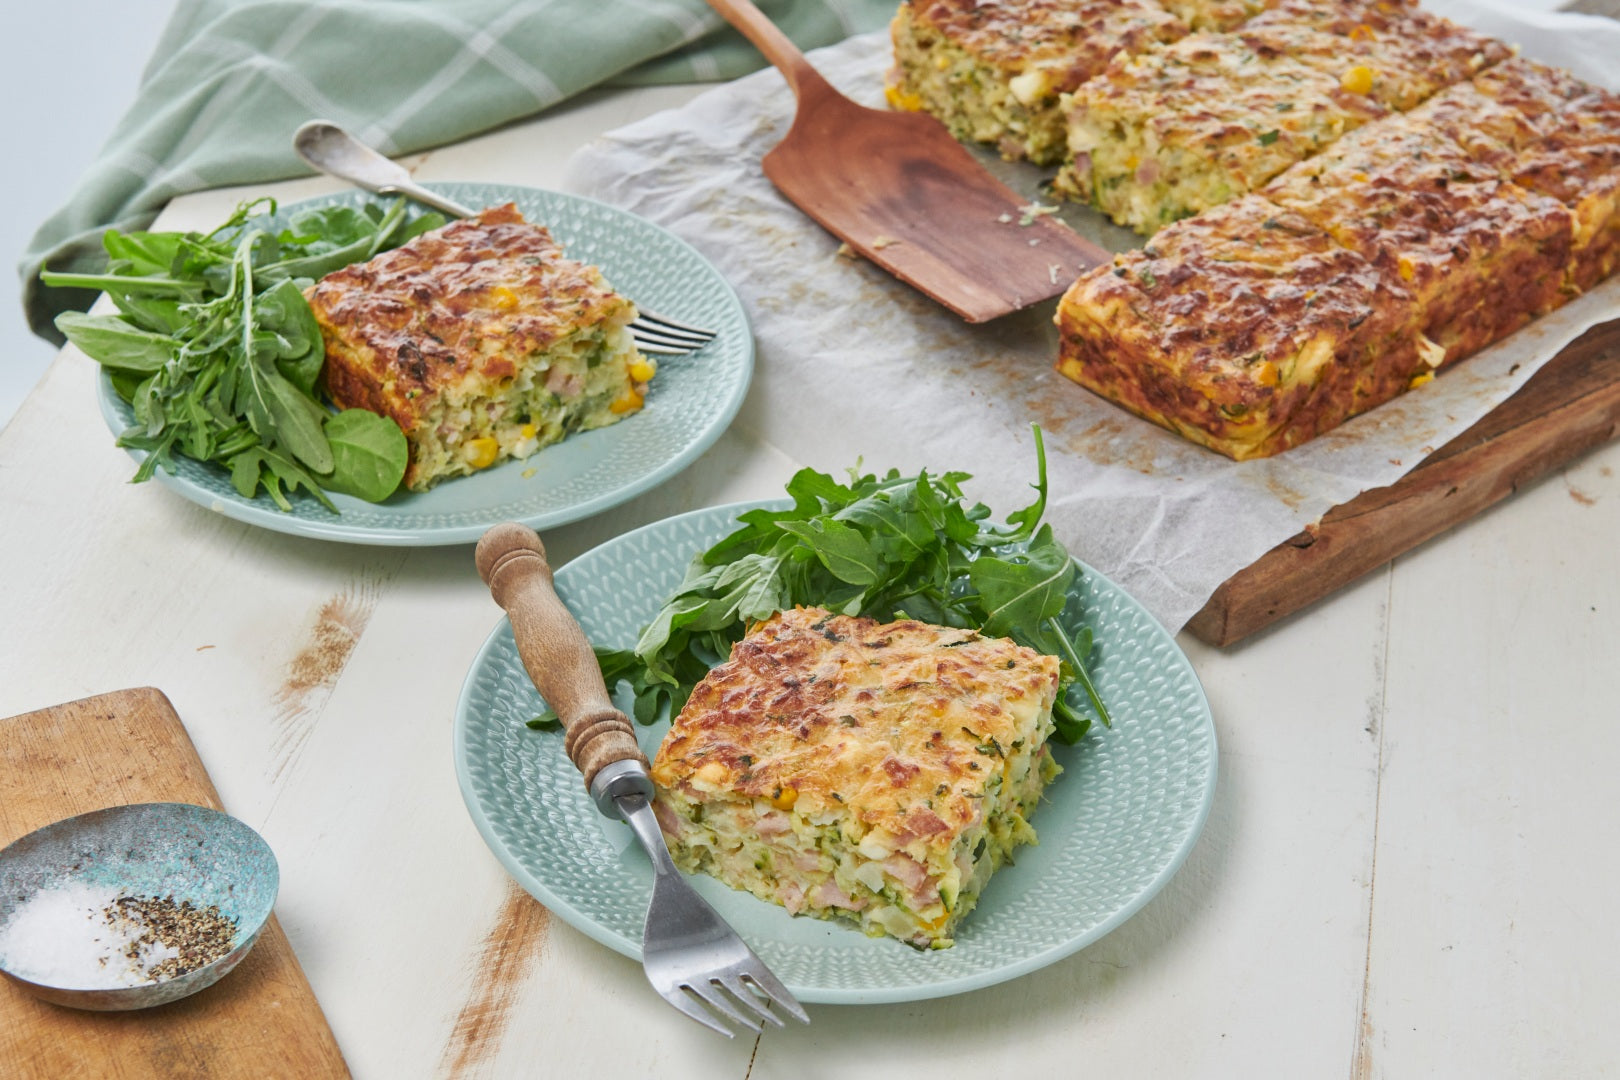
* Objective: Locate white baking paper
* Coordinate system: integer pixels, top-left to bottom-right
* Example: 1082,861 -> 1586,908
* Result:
564,4 -> 1620,633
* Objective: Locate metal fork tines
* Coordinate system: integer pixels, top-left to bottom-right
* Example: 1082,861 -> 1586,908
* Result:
629,310 -> 717,356
618,791 -> 810,1037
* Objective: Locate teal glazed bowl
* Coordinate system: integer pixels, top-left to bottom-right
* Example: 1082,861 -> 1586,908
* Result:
0,802 -> 279,1011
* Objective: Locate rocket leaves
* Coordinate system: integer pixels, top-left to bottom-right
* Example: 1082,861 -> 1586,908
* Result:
40,197 -> 438,509
561,426 -> 1111,744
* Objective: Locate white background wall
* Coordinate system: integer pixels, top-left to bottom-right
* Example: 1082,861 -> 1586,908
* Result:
2,0 -> 175,432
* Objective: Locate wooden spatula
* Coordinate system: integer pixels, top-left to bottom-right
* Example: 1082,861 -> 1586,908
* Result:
705,0 -> 1111,322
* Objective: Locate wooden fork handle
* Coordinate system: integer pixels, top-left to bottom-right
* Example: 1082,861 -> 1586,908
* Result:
704,0 -> 831,99
475,522 -> 649,791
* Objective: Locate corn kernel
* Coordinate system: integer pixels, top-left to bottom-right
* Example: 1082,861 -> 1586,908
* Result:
462,437 -> 499,469
1125,154 -> 1140,171
1342,66 -> 1375,95
884,84 -> 924,112
1350,23 -> 1377,41
628,359 -> 657,384
609,390 -> 644,415
489,286 -> 520,311
519,423 -> 538,440
770,787 -> 798,810
1255,360 -> 1280,387
1398,254 -> 1417,282
934,55 -> 949,71
1409,371 -> 1434,388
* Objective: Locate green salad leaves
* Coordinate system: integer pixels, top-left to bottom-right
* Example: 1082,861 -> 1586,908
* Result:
542,428 -> 1110,745
41,198 -> 443,509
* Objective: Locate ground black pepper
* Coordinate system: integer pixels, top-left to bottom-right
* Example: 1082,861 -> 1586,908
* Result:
104,895 -> 239,981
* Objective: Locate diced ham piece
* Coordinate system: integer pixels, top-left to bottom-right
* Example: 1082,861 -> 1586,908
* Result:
778,880 -> 806,915
1135,159 -> 1160,186
793,851 -> 822,873
753,811 -> 791,837
882,853 -> 929,891
545,366 -> 583,397
812,879 -> 867,911
652,799 -> 681,837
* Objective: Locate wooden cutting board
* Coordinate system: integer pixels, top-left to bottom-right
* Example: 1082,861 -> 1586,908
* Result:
1188,317 -> 1620,646
0,688 -> 350,1080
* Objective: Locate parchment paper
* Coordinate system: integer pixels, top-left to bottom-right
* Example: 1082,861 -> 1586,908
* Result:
564,2 -> 1620,633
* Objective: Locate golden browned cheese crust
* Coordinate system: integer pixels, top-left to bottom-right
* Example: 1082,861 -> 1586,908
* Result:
905,0 -> 1185,92
650,607 -> 1060,854
1404,59 -> 1581,172
1159,0 -> 1272,32
1054,195 -> 1425,459
1263,113 -> 1576,362
1408,60 -> 1619,291
1504,84 -> 1620,291
1239,4 -> 1510,112
888,0 -> 1186,163
307,204 -> 635,487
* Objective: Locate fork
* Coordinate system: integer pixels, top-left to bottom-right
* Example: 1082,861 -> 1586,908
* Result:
292,120 -> 718,356
475,522 -> 810,1037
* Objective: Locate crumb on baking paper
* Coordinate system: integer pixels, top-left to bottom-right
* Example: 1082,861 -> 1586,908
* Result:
196,645 -> 215,652
997,212 -> 1013,224
1018,202 -> 1060,226
1049,264 -> 1062,285
522,467 -> 537,479
836,242 -> 858,260
1028,239 -> 1041,247
871,235 -> 900,250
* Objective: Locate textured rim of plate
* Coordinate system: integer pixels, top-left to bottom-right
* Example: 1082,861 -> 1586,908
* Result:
95,182 -> 753,546
453,500 -> 1218,1005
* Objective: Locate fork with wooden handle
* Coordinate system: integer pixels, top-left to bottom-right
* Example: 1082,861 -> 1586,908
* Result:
475,522 -> 810,1037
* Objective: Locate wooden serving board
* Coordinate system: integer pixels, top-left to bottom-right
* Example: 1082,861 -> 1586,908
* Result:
0,688 -> 350,1080
1188,317 -> 1620,646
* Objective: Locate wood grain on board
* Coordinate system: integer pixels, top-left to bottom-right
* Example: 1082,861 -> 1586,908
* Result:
1188,318 -> 1620,647
0,688 -> 350,1080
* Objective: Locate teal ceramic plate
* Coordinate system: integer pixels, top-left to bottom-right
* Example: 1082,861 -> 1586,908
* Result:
96,183 -> 752,546
454,502 -> 1218,1004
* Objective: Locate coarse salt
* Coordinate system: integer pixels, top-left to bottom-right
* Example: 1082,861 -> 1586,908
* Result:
0,882 -> 179,989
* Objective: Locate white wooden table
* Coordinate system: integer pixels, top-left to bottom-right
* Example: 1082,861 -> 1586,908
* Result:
3,80 -> 1618,1080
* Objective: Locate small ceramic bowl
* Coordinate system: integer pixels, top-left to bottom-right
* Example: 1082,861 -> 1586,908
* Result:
0,802 -> 279,1010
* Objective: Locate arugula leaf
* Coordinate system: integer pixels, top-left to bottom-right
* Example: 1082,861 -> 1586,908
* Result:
42,196 -> 433,511
589,427 -> 1110,745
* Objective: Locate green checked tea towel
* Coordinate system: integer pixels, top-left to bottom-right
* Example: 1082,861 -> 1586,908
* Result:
20,0 -> 896,343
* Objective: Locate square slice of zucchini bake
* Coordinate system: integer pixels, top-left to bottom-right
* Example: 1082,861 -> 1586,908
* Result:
307,204 -> 653,491
1057,31 -> 1390,233
887,0 -> 1187,164
1055,194 -> 1429,460
649,607 -> 1062,949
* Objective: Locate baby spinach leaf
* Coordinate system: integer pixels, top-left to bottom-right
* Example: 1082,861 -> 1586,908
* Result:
318,409 -> 407,502
54,312 -> 174,374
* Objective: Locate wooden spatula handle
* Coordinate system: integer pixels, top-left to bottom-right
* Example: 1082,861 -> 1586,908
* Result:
475,522 -> 649,791
704,0 -> 828,98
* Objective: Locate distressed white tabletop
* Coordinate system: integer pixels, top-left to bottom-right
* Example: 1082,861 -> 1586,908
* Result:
3,76 -> 1619,1080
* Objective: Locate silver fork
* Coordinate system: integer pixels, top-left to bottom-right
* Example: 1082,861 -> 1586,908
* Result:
293,120 -> 718,356
475,522 -> 810,1038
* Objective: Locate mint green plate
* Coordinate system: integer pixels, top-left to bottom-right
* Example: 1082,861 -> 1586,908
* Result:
454,502 -> 1218,1004
96,183 -> 752,546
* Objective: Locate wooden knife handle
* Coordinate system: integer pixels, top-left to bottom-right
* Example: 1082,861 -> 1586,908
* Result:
475,522 -> 649,791
704,0 -> 831,99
